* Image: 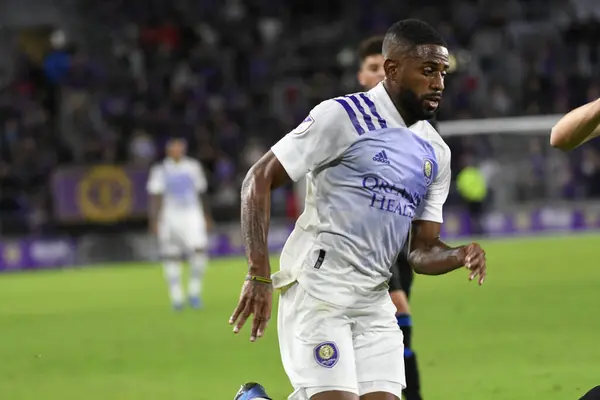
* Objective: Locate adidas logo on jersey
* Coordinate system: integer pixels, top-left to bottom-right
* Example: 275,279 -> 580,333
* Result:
372,150 -> 390,164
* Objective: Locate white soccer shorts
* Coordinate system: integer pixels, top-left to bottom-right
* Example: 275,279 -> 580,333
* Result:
277,283 -> 405,399
158,213 -> 207,256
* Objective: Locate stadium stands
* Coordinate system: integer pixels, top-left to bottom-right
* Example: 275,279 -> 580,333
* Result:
1,0 -> 600,235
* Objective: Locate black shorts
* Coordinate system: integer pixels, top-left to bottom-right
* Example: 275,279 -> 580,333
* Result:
389,243 -> 415,299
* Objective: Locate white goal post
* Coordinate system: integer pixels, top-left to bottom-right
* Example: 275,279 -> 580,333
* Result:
437,114 -> 561,136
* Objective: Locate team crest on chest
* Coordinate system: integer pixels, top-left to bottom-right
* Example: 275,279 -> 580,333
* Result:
423,158 -> 434,186
314,341 -> 339,368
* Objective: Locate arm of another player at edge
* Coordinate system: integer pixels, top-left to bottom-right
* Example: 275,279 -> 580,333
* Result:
241,151 -> 291,279
408,220 -> 466,275
550,98 -> 600,151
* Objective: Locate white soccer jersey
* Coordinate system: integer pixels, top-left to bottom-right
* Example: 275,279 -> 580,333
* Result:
271,82 -> 451,307
146,156 -> 208,219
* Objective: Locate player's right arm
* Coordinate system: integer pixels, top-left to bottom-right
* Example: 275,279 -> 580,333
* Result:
238,151 -> 290,278
408,141 -> 486,284
550,98 -> 600,151
229,100 -> 354,342
240,100 -> 353,280
146,164 -> 164,235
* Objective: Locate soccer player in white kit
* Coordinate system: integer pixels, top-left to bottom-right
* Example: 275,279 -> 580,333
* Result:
230,20 -> 487,400
146,138 -> 212,310
356,35 -> 423,400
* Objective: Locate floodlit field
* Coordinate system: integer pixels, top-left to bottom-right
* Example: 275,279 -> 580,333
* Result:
1,234 -> 600,400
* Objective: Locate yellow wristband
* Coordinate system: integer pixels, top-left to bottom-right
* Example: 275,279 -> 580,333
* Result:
245,275 -> 272,284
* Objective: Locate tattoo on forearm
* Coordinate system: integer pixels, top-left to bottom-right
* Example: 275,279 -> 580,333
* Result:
241,175 -> 271,274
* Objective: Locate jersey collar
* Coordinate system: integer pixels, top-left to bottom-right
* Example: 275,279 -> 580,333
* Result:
369,81 -> 407,127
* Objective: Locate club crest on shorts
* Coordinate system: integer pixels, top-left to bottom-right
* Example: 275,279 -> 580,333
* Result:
314,341 -> 339,368
291,115 -> 315,135
423,158 -> 433,186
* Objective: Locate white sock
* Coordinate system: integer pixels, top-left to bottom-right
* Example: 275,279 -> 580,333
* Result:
163,261 -> 184,305
188,252 -> 207,298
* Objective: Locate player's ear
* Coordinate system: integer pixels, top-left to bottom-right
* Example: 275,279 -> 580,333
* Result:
383,59 -> 398,82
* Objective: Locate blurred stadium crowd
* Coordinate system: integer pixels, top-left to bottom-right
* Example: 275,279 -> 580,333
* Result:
1,0 -> 600,234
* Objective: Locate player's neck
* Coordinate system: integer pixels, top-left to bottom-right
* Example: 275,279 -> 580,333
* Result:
169,157 -> 183,163
382,80 -> 417,127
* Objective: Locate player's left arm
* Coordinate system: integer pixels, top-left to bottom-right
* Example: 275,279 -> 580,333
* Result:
193,160 -> 214,232
408,146 -> 486,284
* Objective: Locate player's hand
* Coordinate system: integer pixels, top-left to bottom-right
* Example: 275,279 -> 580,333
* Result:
462,243 -> 486,285
229,278 -> 273,342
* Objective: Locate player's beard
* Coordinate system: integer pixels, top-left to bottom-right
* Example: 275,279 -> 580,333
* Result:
397,88 -> 438,122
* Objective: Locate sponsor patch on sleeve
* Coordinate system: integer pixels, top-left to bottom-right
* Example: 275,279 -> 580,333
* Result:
291,115 -> 315,135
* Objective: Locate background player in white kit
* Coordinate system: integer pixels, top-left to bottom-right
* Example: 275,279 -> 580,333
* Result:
230,19 -> 487,400
146,138 -> 212,310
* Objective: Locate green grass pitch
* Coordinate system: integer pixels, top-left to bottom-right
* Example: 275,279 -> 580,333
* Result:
1,234 -> 600,400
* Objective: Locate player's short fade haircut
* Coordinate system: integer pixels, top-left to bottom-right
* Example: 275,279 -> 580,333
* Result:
357,36 -> 383,62
382,19 -> 446,58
